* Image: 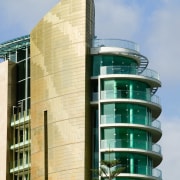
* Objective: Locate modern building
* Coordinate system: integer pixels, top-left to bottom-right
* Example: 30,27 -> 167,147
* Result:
0,0 -> 162,180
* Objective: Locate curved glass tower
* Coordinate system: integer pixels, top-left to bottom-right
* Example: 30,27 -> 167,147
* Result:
91,39 -> 162,180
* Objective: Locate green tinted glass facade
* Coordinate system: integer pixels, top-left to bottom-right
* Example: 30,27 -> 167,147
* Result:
92,55 -> 138,76
90,40 -> 162,180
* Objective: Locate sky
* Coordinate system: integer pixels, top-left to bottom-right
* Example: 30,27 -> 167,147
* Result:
0,0 -> 179,179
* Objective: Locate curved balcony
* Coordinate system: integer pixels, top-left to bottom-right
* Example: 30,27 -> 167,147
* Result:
100,139 -> 162,155
100,66 -> 160,82
101,90 -> 161,105
101,114 -> 161,129
100,115 -> 162,142
92,39 -> 140,52
101,114 -> 150,125
117,167 -> 162,180
152,120 -> 161,129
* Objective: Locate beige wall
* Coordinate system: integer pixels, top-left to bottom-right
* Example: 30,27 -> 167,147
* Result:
31,0 -> 94,179
0,61 -> 16,180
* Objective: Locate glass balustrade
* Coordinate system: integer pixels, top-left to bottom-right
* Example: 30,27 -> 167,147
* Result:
92,39 -> 140,52
100,114 -> 161,130
100,90 -> 160,105
100,139 -> 161,154
99,165 -> 162,179
152,120 -> 161,129
100,66 -> 160,81
101,114 -> 151,126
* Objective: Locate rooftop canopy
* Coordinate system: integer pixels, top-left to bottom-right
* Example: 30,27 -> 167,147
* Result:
0,35 -> 30,58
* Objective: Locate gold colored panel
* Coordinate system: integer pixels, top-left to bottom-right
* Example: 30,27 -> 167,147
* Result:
31,0 -> 95,179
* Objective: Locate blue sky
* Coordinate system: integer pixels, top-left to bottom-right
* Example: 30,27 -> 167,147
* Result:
0,0 -> 180,179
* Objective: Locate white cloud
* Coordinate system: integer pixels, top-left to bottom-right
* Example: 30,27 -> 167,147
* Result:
145,1 -> 180,84
0,0 -> 58,41
95,0 -> 141,40
159,117 -> 180,180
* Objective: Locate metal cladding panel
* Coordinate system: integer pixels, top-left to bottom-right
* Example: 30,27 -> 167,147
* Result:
30,0 -> 94,179
0,61 -> 16,180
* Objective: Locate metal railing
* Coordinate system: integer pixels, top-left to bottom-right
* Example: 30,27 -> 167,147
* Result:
101,139 -> 161,154
92,39 -> 140,52
100,66 -> 160,81
100,90 -> 160,105
97,164 -> 162,179
10,158 -> 30,169
100,114 -> 161,129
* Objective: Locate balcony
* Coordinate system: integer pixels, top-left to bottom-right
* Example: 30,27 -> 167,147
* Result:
10,139 -> 31,150
101,114 -> 161,128
112,167 -> 162,180
92,39 -> 140,52
100,139 -> 162,155
101,90 -> 160,105
10,158 -> 31,173
100,66 -> 160,81
11,110 -> 30,126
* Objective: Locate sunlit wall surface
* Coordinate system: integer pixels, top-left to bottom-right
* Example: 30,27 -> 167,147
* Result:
90,39 -> 162,180
30,0 -> 94,179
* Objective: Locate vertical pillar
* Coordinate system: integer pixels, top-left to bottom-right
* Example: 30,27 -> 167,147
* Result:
114,80 -> 117,98
130,154 -> 134,174
25,47 -> 28,111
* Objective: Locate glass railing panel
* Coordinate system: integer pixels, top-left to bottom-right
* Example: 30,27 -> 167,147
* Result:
152,144 -> 161,154
100,90 -> 160,105
101,139 -> 161,155
92,92 -> 98,101
153,168 -> 162,180
101,164 -> 154,177
101,114 -> 122,124
101,114 -> 150,125
92,39 -> 140,52
141,68 -> 160,81
99,167 -> 162,179
101,139 -> 151,151
100,66 -> 160,81
152,120 -> 161,129
119,164 -> 152,176
101,66 -> 137,75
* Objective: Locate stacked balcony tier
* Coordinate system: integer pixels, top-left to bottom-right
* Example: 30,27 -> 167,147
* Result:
90,39 -> 162,180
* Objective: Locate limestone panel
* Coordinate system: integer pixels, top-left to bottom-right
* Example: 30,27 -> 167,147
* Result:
31,0 -> 94,179
0,61 -> 16,180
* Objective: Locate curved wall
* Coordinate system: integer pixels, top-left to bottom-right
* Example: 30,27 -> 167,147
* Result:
30,0 -> 94,179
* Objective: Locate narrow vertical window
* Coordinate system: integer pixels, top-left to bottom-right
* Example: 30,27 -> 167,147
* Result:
44,111 -> 48,179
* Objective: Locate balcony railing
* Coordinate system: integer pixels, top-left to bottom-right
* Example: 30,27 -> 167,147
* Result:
100,90 -> 160,105
11,109 -> 30,126
100,114 -> 161,129
152,120 -> 161,129
10,158 -> 31,173
103,165 -> 162,179
101,139 -> 161,154
100,66 -> 160,81
10,139 -> 31,150
92,39 -> 140,52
